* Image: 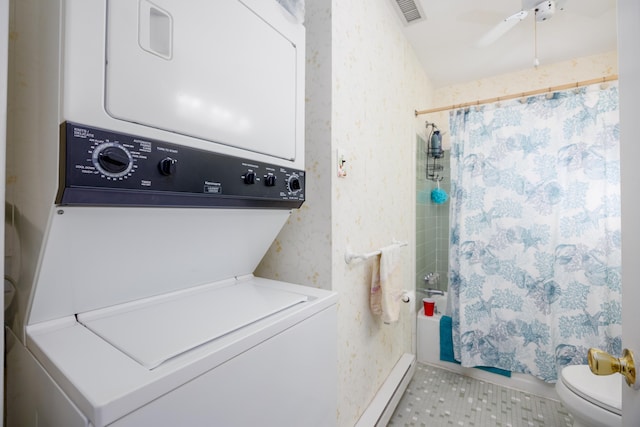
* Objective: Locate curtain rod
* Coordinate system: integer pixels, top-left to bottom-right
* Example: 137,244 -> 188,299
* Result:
415,74 -> 619,116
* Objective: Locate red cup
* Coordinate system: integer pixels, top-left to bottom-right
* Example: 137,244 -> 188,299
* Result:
423,298 -> 435,316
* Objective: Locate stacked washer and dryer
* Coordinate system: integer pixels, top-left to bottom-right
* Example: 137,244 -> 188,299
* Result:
5,1 -> 337,426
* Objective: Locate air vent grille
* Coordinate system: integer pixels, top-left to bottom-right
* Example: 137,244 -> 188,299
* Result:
392,0 -> 426,25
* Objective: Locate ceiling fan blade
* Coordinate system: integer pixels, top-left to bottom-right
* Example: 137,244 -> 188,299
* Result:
476,10 -> 529,47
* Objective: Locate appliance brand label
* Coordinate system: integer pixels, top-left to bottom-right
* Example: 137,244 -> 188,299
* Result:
73,127 -> 94,139
204,181 -> 222,194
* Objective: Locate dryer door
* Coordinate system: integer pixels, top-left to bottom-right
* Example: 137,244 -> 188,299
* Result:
105,0 -> 301,161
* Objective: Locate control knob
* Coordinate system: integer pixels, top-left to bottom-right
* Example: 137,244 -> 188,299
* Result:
264,174 -> 277,187
98,146 -> 130,174
243,171 -> 257,185
287,174 -> 302,194
93,142 -> 133,178
159,157 -> 177,176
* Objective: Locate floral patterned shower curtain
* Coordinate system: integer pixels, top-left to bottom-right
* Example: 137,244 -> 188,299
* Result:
448,83 -> 621,382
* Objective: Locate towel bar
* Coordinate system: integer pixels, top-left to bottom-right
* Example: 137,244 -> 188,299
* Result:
344,241 -> 408,264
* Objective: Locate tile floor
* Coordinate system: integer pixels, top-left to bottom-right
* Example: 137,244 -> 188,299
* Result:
388,363 -> 573,427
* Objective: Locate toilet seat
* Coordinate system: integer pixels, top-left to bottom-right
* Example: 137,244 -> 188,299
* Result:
560,365 -> 622,415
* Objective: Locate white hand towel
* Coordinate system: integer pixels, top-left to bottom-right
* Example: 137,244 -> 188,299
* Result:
370,255 -> 382,316
379,243 -> 404,324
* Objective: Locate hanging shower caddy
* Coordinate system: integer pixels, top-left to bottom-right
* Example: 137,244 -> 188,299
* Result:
426,121 -> 444,182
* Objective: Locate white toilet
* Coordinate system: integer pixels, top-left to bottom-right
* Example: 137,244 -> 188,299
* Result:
555,365 -> 622,427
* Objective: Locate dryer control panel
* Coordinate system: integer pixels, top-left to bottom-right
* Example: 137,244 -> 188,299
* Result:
57,122 -> 305,208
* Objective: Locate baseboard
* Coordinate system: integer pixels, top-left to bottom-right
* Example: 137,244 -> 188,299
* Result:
355,353 -> 416,427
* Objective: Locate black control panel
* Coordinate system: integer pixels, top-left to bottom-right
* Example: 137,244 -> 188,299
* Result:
56,122 -> 305,209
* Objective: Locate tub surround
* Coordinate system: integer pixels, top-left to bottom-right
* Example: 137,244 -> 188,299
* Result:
415,142 -> 450,298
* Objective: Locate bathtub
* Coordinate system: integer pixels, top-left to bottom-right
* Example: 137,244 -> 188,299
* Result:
416,293 -> 559,400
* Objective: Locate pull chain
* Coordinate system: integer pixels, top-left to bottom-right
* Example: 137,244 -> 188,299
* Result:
533,17 -> 540,68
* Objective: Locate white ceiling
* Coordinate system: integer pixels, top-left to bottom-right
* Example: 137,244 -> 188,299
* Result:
394,0 -> 618,88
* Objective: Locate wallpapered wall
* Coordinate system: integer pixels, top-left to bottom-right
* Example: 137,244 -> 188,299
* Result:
256,0 -> 432,425
426,51 -> 618,151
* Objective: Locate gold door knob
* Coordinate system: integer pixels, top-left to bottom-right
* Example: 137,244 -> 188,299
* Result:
588,347 -> 636,387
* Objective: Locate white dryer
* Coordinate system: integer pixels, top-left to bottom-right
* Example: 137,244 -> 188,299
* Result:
5,1 -> 337,426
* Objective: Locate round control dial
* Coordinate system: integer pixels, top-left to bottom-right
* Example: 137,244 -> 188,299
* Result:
159,157 -> 177,176
287,174 -> 302,194
93,142 -> 133,178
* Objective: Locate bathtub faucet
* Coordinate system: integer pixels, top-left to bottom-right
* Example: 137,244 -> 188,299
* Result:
425,288 -> 444,297
424,272 -> 440,286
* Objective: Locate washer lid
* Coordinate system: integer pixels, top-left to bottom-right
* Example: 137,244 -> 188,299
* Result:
561,364 -> 622,415
77,280 -> 308,369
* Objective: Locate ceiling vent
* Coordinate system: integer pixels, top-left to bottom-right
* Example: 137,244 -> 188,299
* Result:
391,0 -> 426,25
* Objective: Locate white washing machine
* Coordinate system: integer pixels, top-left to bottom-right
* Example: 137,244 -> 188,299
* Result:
5,1 -> 337,426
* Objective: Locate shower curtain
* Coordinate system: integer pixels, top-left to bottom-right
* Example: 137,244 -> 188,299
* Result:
448,83 -> 621,382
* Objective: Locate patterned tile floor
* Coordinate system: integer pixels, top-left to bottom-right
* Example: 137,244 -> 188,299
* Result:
388,363 -> 573,427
